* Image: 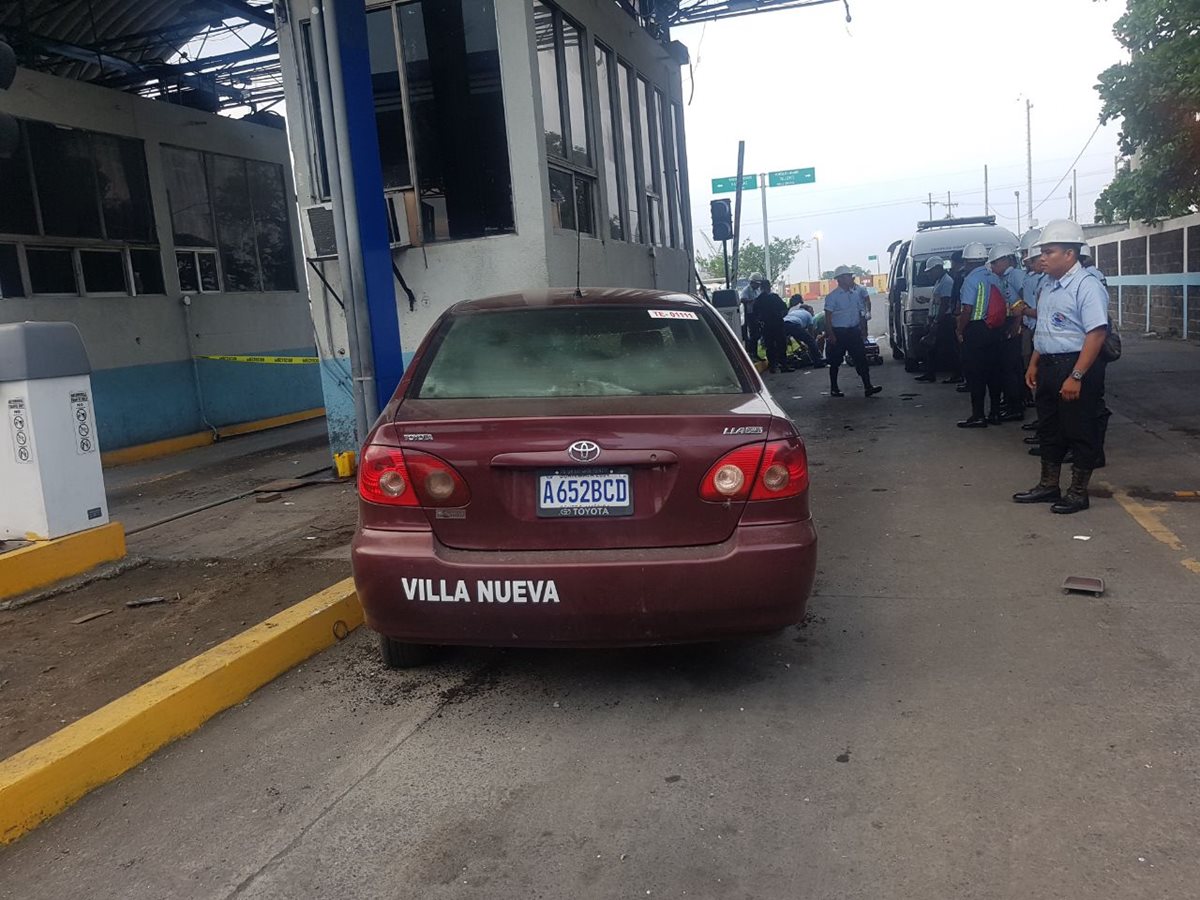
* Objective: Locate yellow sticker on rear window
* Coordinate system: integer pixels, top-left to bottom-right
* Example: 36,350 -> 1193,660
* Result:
648,309 -> 698,320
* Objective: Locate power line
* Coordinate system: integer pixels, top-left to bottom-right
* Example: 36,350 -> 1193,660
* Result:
1032,122 -> 1104,215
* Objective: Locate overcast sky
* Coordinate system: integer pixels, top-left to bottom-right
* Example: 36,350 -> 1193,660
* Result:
675,0 -> 1127,282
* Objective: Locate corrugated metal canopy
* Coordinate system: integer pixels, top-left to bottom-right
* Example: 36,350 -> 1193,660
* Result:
0,0 -> 280,110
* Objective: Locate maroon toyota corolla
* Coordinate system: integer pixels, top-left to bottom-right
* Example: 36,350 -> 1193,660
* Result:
351,289 -> 817,666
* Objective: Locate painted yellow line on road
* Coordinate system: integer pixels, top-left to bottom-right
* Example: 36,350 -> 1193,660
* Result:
1104,483 -> 1198,579
0,523 -> 126,602
101,408 -> 325,467
0,578 -> 361,845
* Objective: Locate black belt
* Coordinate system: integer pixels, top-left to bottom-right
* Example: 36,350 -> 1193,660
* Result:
1038,352 -> 1081,362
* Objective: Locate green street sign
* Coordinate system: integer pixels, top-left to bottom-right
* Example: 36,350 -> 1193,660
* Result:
711,174 -> 759,194
868,255 -> 878,261
767,167 -> 816,187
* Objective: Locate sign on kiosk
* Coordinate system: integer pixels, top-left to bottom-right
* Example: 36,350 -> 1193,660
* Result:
0,322 -> 110,540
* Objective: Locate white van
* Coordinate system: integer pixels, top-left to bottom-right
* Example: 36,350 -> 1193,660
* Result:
886,217 -> 1018,371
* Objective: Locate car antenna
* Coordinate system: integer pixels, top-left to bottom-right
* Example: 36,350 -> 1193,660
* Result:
574,222 -> 584,298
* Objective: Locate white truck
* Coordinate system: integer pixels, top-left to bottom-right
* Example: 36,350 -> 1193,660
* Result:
886,217 -> 1019,372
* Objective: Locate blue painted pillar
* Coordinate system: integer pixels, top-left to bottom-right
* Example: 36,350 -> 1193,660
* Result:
327,0 -> 405,418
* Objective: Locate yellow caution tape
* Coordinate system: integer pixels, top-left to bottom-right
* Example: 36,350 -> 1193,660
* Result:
198,355 -> 318,365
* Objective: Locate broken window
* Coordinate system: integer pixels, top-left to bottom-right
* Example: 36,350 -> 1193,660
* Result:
398,0 -> 514,241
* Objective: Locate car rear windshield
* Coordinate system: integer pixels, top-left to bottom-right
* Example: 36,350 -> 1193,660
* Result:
413,305 -> 747,399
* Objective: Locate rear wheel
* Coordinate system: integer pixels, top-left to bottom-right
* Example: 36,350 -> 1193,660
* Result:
379,633 -> 437,668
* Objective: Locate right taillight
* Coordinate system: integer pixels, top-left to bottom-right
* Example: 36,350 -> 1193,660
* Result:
749,439 -> 808,500
358,445 -> 470,507
699,439 -> 808,503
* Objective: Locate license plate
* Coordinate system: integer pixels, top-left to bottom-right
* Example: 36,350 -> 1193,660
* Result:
537,468 -> 632,518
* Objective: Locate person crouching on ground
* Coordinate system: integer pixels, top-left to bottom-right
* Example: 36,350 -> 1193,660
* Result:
785,295 -> 826,367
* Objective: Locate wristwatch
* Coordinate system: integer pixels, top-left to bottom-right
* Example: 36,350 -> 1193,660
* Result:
1071,370 -> 1084,381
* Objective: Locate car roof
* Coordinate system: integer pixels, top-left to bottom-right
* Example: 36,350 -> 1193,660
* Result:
910,225 -> 1018,257
451,288 -> 702,314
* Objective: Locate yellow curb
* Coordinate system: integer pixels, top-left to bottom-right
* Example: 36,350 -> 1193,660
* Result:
0,577 -> 362,845
0,523 -> 126,602
100,408 -> 325,468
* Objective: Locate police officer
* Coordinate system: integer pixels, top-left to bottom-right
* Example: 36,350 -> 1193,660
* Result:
756,281 -> 793,373
989,243 -> 1027,421
955,242 -> 1005,427
914,256 -> 954,383
1012,219 -> 1110,514
740,272 -> 766,358
1079,244 -> 1108,285
824,266 -> 882,398
947,251 -> 968,389
1019,233 -> 1048,443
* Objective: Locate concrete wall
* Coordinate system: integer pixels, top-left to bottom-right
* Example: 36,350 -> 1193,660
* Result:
0,70 -> 321,450
1089,213 -> 1200,340
276,0 -> 693,450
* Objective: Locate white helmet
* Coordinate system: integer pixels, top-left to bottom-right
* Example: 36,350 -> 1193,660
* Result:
961,241 -> 988,261
1018,228 -> 1041,252
748,271 -> 765,283
1080,243 -> 1093,258
833,265 -> 855,278
1037,219 -> 1085,246
925,256 -> 946,270
1026,244 -> 1043,260
988,243 -> 1018,264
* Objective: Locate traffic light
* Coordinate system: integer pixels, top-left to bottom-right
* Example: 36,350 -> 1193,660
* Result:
0,41 -> 18,159
710,198 -> 733,242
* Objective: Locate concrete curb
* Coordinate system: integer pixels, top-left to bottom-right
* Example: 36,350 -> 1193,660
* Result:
0,577 -> 362,845
0,522 -> 127,602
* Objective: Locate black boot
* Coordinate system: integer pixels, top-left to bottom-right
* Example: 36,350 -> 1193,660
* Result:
829,379 -> 843,397
1013,460 -> 1062,503
1051,467 -> 1093,514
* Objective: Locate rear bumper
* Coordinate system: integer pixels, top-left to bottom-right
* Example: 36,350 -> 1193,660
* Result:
351,520 -> 818,647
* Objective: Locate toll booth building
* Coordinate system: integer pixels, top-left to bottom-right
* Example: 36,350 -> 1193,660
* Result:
275,0 -> 694,448
0,18 -> 321,456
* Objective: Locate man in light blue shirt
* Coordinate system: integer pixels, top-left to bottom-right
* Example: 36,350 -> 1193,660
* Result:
955,243 -> 1005,427
1017,247 -> 1046,435
785,296 -> 825,366
823,267 -> 881,397
915,257 -> 955,382
1013,220 -> 1110,514
990,244 -> 1028,421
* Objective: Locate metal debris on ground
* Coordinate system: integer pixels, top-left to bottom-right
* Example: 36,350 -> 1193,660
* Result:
125,593 -> 180,608
1062,575 -> 1105,597
71,609 -> 114,624
255,492 -> 283,503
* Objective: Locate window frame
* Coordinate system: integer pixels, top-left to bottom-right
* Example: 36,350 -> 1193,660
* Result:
535,2 -> 599,238
175,248 -> 223,295
593,42 -> 626,243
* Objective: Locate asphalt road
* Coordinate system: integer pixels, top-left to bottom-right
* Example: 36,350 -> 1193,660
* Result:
3,336 -> 1200,900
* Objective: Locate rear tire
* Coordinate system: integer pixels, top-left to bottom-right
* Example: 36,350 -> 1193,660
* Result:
379,633 -> 436,668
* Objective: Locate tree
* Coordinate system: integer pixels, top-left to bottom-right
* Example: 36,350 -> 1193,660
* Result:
820,265 -> 870,279
1094,0 -> 1200,223
695,236 -> 805,284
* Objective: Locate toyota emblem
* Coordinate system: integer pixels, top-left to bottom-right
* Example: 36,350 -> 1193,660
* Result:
567,440 -> 601,463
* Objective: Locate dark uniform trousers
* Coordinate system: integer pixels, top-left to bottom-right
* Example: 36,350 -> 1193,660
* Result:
1035,353 -> 1107,470
828,326 -> 871,386
962,321 -> 1003,418
761,319 -> 787,369
935,313 -> 962,377
1000,324 -> 1026,413
742,305 -> 762,358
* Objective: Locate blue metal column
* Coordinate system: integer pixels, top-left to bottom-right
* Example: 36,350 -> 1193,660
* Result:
326,0 -> 405,419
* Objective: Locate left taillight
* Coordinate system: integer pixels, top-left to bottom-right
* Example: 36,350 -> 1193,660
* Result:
358,445 -> 470,507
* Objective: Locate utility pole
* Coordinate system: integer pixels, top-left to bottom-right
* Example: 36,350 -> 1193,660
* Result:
984,165 -> 989,215
944,191 -> 958,218
731,141 -> 746,289
927,192 -> 935,220
1015,190 -> 1021,234
760,172 -> 771,285
1025,98 -> 1034,227
1072,168 -> 1079,220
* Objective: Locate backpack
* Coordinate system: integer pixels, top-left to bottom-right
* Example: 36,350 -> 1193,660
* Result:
983,284 -> 1008,329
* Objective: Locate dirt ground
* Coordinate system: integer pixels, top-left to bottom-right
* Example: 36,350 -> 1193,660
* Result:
0,419 -> 359,760
0,552 -> 351,759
